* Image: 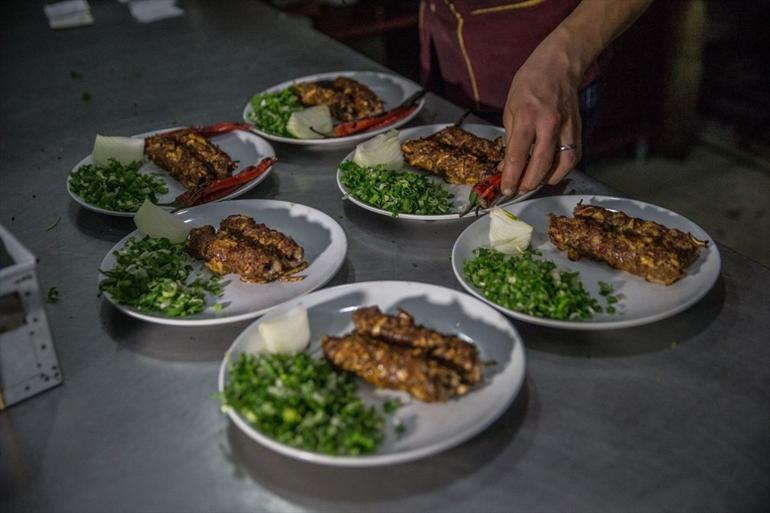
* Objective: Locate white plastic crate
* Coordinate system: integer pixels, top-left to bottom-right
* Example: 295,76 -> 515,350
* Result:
0,223 -> 61,409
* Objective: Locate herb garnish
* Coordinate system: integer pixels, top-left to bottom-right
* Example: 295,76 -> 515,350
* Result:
339,160 -> 455,216
70,159 -> 168,212
223,352 -> 385,455
464,247 -> 609,320
99,236 -> 222,317
247,88 -> 303,137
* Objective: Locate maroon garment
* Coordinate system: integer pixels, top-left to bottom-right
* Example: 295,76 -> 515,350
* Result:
419,0 -> 603,112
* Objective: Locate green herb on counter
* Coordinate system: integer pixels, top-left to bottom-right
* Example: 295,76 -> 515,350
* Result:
339,160 -> 455,216
247,88 -> 303,137
69,159 -> 168,213
47,287 -> 59,303
223,352 -> 385,456
464,248 -> 609,320
99,236 -> 222,317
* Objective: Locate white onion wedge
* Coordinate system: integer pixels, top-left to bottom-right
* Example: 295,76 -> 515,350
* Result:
489,207 -> 533,256
134,199 -> 189,243
286,106 -> 333,139
257,306 -> 311,354
92,135 -> 145,166
352,129 -> 403,170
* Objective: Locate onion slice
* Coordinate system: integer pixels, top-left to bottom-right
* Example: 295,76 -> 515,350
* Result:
134,199 -> 189,243
352,129 -> 403,170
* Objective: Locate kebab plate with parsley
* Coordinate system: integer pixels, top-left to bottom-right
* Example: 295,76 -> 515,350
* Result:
336,124 -> 540,219
68,123 -> 276,216
453,195 -> 714,328
219,284 -> 512,463
243,71 -> 425,143
97,199 -> 348,325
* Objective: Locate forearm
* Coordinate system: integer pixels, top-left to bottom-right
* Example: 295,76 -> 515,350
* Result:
532,0 -> 654,87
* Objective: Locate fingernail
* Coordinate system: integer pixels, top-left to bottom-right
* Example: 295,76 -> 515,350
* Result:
496,162 -> 503,171
503,188 -> 513,196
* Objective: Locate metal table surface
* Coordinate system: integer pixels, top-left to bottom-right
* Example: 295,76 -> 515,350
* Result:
1,1 -> 768,511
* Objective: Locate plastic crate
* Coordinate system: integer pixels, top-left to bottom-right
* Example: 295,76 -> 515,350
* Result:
0,223 -> 61,409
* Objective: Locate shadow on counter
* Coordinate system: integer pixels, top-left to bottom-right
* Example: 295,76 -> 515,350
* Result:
518,275 -> 726,358
223,380 -> 531,507
100,301 -> 246,362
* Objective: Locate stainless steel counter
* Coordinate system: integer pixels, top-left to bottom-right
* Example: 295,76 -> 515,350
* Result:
1,1 -> 768,511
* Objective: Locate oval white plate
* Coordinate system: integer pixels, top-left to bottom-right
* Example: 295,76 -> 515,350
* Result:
242,71 -> 425,149
452,195 -> 721,330
68,127 -> 276,217
99,200 -> 347,326
219,280 -> 526,467
336,124 -> 541,221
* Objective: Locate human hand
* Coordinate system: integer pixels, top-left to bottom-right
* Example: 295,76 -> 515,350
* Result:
499,51 -> 582,196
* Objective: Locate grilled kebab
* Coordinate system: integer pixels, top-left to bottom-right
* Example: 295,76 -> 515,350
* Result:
293,77 -> 384,121
144,130 -> 237,189
548,204 -> 706,285
400,126 -> 503,185
186,214 -> 307,283
322,307 -> 482,402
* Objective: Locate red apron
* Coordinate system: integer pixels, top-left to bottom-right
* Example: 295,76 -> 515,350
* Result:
419,0 -> 603,112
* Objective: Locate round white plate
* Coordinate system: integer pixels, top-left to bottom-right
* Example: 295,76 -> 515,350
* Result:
452,195 -> 721,330
99,200 -> 347,326
336,123 -> 541,221
68,127 -> 276,217
219,280 -> 525,466
242,71 -> 425,149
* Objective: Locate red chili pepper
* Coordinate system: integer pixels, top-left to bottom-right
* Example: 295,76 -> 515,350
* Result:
334,105 -> 416,137
469,173 -> 502,208
172,157 -> 277,207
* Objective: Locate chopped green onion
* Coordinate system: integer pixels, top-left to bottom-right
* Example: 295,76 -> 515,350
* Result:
463,248 -> 606,320
339,160 -> 454,216
223,353 -> 385,455
70,159 -> 167,212
247,88 -> 303,137
99,236 -> 222,317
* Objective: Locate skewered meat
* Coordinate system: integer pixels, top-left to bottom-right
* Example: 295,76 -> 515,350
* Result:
548,204 -> 706,285
144,130 -> 237,189
293,77 -> 384,121
322,307 -> 482,402
323,333 -> 468,403
333,76 -> 384,119
428,126 -> 505,162
572,204 -> 705,266
186,215 -> 307,283
400,138 -> 498,185
352,306 -> 482,384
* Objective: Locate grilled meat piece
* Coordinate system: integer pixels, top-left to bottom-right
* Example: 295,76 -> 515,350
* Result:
293,82 -> 355,121
572,204 -> 706,266
333,76 -> 384,119
294,77 -> 385,121
548,214 -> 689,285
186,215 -> 307,283
166,131 -> 237,180
219,214 -> 304,264
352,306 -> 482,385
144,135 -> 214,189
400,138 -> 497,185
428,126 -> 505,163
322,333 -> 468,402
144,130 -> 237,189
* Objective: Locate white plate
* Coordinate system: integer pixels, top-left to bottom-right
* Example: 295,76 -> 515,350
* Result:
68,127 -> 276,217
218,280 -> 525,466
452,195 -> 721,330
336,124 -> 541,221
99,200 -> 347,326
242,71 -> 425,149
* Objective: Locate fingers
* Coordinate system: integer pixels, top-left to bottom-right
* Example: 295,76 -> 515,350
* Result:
546,109 -> 582,185
518,114 -> 559,193
499,119 -> 534,195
